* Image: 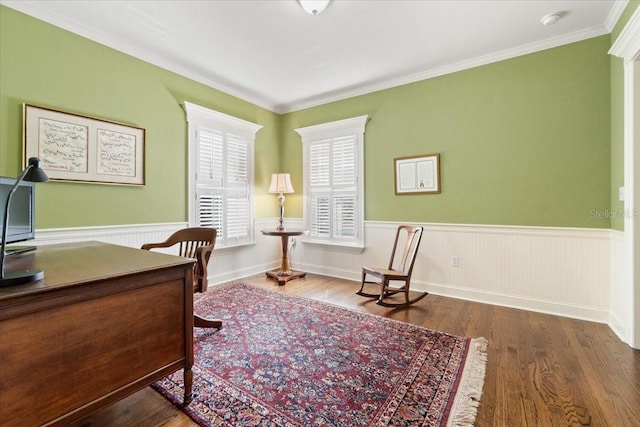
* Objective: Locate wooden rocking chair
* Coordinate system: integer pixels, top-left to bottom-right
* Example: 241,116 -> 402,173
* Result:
141,227 -> 222,328
356,225 -> 427,307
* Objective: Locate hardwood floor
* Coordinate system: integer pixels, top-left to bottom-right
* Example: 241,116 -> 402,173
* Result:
73,274 -> 640,427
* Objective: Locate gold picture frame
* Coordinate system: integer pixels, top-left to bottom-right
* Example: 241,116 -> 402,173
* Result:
394,153 -> 440,194
23,103 -> 145,185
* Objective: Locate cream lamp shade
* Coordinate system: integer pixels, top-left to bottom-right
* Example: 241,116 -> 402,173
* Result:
269,173 -> 294,231
269,173 -> 294,194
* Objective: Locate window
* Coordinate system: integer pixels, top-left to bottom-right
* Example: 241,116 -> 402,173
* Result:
184,102 -> 262,248
296,115 -> 367,248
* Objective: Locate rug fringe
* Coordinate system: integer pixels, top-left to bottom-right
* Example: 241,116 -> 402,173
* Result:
445,337 -> 488,427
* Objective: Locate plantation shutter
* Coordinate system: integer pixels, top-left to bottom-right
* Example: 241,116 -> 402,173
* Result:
308,135 -> 358,242
195,126 -> 225,236
226,134 -> 248,187
197,127 -> 224,187
332,135 -> 357,239
196,129 -> 251,244
333,194 -> 356,238
297,115 -> 367,247
223,133 -> 249,242
332,136 -> 356,186
310,141 -> 330,187
225,189 -> 249,242
310,194 -> 331,237
196,191 -> 223,232
187,101 -> 261,248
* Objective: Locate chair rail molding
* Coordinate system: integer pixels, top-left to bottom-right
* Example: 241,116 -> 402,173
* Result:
32,222 -> 189,248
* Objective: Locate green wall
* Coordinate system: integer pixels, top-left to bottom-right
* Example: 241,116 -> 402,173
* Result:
0,6 -> 281,228
283,36 -> 611,228
0,5 -> 618,230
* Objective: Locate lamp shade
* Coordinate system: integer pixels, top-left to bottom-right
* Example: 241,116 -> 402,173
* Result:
23,157 -> 49,183
269,173 -> 294,194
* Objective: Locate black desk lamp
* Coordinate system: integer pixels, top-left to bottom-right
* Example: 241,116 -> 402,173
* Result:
0,157 -> 49,286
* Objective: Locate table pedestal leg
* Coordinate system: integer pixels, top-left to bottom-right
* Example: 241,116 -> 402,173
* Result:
265,235 -> 306,285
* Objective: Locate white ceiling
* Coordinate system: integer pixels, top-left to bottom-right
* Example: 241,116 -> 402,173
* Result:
1,0 -> 626,113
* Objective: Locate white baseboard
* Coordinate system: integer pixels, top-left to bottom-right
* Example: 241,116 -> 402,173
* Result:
421,280 -> 609,323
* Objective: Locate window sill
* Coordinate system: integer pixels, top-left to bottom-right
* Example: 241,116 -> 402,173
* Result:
301,240 -> 365,254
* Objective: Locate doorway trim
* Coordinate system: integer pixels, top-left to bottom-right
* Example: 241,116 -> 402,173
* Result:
610,6 -> 640,348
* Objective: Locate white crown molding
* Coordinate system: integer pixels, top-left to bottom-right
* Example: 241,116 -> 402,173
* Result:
605,0 -> 629,33
279,25 -> 610,113
1,0 -> 615,115
610,4 -> 640,59
0,0 -> 279,112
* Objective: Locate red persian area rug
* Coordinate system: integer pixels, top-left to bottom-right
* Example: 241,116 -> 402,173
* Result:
153,282 -> 488,426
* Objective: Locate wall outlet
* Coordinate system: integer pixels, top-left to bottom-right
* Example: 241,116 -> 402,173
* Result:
451,256 -> 459,267
619,186 -> 625,202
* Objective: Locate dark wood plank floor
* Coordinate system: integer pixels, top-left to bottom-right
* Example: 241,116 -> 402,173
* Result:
73,273 -> 640,426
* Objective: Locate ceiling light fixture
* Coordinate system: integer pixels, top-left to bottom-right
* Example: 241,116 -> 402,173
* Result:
541,12 -> 563,26
298,0 -> 330,15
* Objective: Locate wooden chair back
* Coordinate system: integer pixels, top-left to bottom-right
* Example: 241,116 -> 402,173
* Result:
388,225 -> 423,276
141,227 -> 216,293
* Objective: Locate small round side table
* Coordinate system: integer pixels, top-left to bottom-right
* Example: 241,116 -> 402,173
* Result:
261,229 -> 308,285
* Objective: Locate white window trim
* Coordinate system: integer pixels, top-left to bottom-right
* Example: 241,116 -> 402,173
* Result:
296,115 -> 368,250
184,101 -> 262,248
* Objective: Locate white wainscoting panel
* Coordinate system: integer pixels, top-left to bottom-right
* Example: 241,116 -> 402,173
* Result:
208,218 -> 283,284
295,221 -> 612,324
29,219 -> 613,325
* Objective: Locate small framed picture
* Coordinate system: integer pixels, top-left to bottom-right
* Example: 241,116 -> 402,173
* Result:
394,153 -> 440,194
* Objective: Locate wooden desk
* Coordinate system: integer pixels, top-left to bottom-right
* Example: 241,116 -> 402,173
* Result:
0,241 -> 195,426
261,229 -> 308,285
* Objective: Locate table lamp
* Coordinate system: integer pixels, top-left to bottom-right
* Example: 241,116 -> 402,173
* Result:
0,157 -> 49,286
269,173 -> 294,231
